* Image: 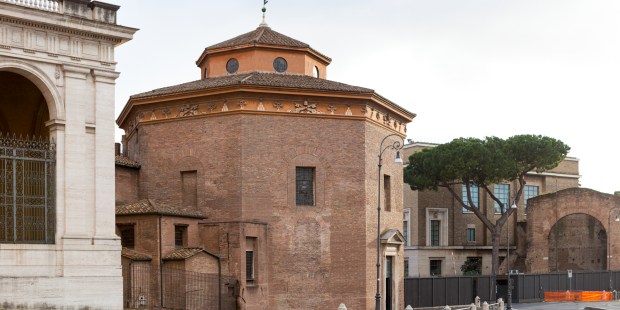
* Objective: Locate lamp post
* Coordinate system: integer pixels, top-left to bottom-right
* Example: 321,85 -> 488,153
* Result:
506,201 -> 517,310
375,133 -> 404,310
608,207 -> 620,290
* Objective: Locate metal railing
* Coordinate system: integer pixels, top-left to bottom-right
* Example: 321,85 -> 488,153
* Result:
0,0 -> 61,12
0,133 -> 55,244
123,263 -> 236,310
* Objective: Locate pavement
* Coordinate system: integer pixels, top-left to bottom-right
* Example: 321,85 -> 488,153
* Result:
511,300 -> 620,310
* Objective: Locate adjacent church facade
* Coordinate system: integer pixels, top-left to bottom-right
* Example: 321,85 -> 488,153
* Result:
115,22 -> 414,310
0,0 -> 135,309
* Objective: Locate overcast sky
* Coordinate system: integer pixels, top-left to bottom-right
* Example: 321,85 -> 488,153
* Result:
111,1 -> 620,194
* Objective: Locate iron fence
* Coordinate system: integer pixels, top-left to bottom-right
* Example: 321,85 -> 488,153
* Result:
0,133 -> 55,244
122,263 -> 236,310
406,270 -> 620,308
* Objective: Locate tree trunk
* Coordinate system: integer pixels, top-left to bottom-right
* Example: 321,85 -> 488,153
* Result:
491,226 -> 501,277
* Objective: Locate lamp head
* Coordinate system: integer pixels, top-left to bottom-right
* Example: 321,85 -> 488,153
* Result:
395,150 -> 403,164
615,213 -> 619,222
510,203 -> 517,209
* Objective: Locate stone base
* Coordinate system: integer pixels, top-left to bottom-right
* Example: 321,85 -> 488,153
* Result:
0,275 -> 123,310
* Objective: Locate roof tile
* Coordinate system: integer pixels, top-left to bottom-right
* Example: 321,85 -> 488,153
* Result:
206,26 -> 310,50
116,199 -> 206,219
131,72 -> 372,99
163,248 -> 207,260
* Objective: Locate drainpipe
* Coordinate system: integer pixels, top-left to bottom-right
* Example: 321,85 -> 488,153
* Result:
159,214 -> 163,308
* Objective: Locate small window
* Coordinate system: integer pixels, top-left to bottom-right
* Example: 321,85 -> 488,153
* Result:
384,174 -> 391,212
430,259 -> 442,276
246,237 -> 256,284
296,167 -> 315,206
403,220 -> 409,244
226,58 -> 239,74
174,225 -> 187,248
404,258 -> 409,278
246,251 -> 254,281
467,228 -> 476,242
203,68 -> 208,79
313,66 -> 320,78
524,185 -> 539,209
462,184 -> 479,212
494,184 -> 510,213
118,224 -> 135,249
273,57 -> 288,73
430,220 -> 440,246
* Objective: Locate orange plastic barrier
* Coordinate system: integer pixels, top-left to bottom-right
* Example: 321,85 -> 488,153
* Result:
543,291 -> 612,302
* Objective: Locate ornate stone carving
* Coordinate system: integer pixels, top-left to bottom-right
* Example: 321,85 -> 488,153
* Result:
221,103 -> 229,112
289,100 -> 322,114
361,105 -> 369,114
327,105 -> 336,115
179,104 -> 199,117
208,104 -> 217,112
345,105 -> 352,116
162,109 -> 171,118
383,113 -> 391,126
150,110 -> 157,120
273,101 -> 283,111
257,99 -> 265,111
238,100 -> 247,110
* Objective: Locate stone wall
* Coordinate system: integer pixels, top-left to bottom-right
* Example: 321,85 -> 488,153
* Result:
526,188 -> 620,273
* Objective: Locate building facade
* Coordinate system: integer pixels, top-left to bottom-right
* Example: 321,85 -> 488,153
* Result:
0,0 -> 135,309
402,141 -> 581,277
116,22 -> 414,310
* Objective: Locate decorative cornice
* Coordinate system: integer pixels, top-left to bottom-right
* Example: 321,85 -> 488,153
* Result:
120,96 -> 408,138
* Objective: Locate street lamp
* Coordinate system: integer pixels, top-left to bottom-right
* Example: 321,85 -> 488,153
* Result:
506,201 -> 517,310
375,133 -> 404,310
608,207 -> 620,290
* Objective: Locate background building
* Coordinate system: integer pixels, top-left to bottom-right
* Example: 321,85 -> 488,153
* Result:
115,22 -> 414,310
402,141 -> 580,277
0,1 -> 135,309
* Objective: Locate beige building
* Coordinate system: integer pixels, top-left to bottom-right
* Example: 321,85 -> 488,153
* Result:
0,0 -> 135,309
115,20 -> 415,310
402,141 -> 580,277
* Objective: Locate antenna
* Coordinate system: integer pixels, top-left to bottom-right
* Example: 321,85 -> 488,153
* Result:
260,0 -> 269,27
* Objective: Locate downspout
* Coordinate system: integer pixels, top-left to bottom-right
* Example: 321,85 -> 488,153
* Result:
159,214 -> 163,308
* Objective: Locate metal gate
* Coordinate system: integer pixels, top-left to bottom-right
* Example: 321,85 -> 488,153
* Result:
0,133 -> 55,244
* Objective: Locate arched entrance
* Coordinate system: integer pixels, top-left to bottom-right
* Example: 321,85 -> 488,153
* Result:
548,213 -> 607,271
0,71 -> 50,135
0,70 -> 55,244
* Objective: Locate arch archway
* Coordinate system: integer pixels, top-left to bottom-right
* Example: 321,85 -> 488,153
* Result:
0,71 -> 50,136
0,60 -> 63,124
548,213 -> 607,271
526,188 -> 620,273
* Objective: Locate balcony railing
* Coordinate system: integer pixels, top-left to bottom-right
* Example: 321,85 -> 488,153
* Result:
0,0 -> 61,12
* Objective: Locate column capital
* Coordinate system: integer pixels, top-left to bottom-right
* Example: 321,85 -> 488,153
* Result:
62,65 -> 90,80
92,70 -> 120,84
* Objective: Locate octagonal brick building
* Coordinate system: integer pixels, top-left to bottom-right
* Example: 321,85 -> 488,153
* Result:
116,23 -> 415,310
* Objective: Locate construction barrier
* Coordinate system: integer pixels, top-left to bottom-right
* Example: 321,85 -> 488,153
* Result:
543,291 -> 612,302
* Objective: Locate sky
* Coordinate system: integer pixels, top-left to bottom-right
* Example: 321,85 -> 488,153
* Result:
110,1 -> 620,194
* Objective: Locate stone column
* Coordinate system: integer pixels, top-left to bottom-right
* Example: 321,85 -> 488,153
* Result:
61,64 -> 91,241
92,69 -> 120,243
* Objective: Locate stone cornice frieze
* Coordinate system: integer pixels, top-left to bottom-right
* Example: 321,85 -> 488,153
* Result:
121,97 -> 408,138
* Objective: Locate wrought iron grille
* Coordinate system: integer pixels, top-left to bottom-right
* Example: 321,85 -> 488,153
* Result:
0,133 -> 55,244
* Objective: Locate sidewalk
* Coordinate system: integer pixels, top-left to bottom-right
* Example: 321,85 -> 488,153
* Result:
512,300 -> 620,310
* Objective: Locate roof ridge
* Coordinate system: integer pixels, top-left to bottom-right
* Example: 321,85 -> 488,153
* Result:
253,26 -> 267,44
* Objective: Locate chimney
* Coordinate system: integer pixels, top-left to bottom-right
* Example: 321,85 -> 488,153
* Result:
115,143 -> 121,156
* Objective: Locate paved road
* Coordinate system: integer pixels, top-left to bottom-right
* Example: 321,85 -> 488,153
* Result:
512,300 -> 620,310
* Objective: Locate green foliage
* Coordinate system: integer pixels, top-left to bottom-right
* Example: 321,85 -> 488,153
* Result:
404,135 -> 569,191
461,257 -> 482,275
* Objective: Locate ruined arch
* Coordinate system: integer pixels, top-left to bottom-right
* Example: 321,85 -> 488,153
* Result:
526,188 -> 620,273
547,213 -> 607,271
